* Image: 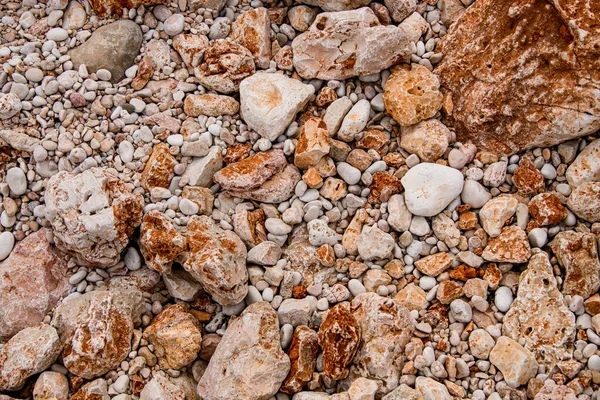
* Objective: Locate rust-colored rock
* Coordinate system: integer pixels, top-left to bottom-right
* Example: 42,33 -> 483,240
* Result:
528,193 -> 567,226
173,34 -> 209,67
139,211 -> 187,274
141,143 -> 177,190
414,252 -> 453,277
228,164 -> 301,204
513,158 -> 545,195
482,226 -> 531,264
232,208 -> 267,248
89,0 -> 164,17
294,117 -> 330,169
230,7 -> 271,69
281,325 -> 319,394
318,303 -> 361,381
368,172 -> 403,203
214,149 -> 287,191
131,56 -> 154,90
435,0 -> 600,154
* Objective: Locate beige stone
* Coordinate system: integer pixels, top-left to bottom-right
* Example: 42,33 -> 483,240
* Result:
281,325 -> 319,394
215,149 -> 287,191
400,119 -> 451,162
231,8 -> 271,69
565,138 -> 600,187
489,336 -> 538,388
469,329 -> 495,359
33,371 -> 69,400
395,283 -> 428,311
479,196 -> 518,237
414,252 -> 453,277
482,226 -> 531,263
140,374 -> 185,400
297,0 -> 370,11
228,164 -> 301,203
141,143 -> 177,190
567,181 -> 600,222
415,377 -> 452,400
528,193 -> 567,226
139,211 -> 187,274
173,34 -> 209,67
184,94 -> 239,117
294,117 -> 330,169
89,0 -> 163,17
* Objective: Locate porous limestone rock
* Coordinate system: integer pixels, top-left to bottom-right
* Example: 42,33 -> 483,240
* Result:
0,229 -> 70,341
227,164 -> 301,204
173,34 -> 209,67
44,168 -> 144,268
565,138 -> 600,187
197,302 -> 290,400
489,336 -> 538,388
281,325 -> 319,394
33,371 -> 69,400
141,143 -> 177,190
214,149 -> 287,191
51,290 -> 145,379
479,196 -> 519,237
70,378 -> 109,400
415,377 -> 452,400
435,0 -> 600,154
482,226 -> 531,264
184,94 -> 239,117
400,119 -> 451,162
294,117 -> 331,169
140,373 -> 185,400
0,93 -> 21,120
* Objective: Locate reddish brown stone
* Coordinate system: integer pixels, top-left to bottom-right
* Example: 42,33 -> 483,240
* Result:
224,142 -> 252,165
214,149 -> 287,191
281,326 -> 319,394
459,211 -> 478,230
316,244 -> 335,267
449,264 -> 478,281
89,0 -> 164,17
139,211 -> 186,274
141,143 -> 177,190
356,128 -> 389,153
529,193 -> 567,226
132,56 -> 154,91
436,280 -> 464,304
368,172 -> 403,203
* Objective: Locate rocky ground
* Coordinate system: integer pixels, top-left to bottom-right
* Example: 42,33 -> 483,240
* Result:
0,0 -> 599,399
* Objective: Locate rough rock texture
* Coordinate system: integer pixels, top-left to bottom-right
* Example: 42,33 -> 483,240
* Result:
89,0 -> 164,17
33,371 -> 69,400
239,72 -> 315,141
214,149 -> 287,191
533,379 -> 578,400
184,94 -> 239,117
528,193 -> 567,226
0,93 -> 21,120
228,164 -> 301,203
292,8 -> 424,80
400,119 -> 451,162
44,168 -> 144,268
231,7 -> 271,69
196,302 -> 290,400
281,325 -> 319,394
51,290 -> 145,379
0,325 -> 62,391
482,226 -> 531,263
479,196 -> 518,237
298,0 -> 370,11
139,211 -> 187,274
194,39 -> 255,93
141,143 -> 177,190
69,20 -> 143,83
143,303 -> 202,370
0,229 -> 69,341
435,0 -> 600,154
173,34 -> 209,67
550,231 -> 600,299
71,379 -> 109,400
184,215 -> 248,305
565,138 -> 600,187
140,374 -> 185,400
489,336 -> 538,388
342,293 -> 415,396
567,181 -> 600,222
318,303 -> 361,381
503,251 -> 575,368
294,117 -> 330,169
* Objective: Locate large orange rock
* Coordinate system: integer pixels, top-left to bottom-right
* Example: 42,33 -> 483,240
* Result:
89,0 -> 164,17
436,0 -> 600,154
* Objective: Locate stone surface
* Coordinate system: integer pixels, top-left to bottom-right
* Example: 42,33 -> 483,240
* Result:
183,146 -> 224,188
228,164 -> 301,203
0,325 -> 62,391
528,193 -> 567,226
435,0 -> 600,154
357,225 -> 395,261
70,378 -> 109,400
231,7 -> 271,69
33,371 -> 69,400
239,72 -> 315,141
490,336 -> 538,388
567,181 -> 600,222
0,93 -> 21,120
44,168 -> 143,268
141,143 -> 177,190
140,374 -> 185,400
89,0 -> 164,17
292,8 -> 422,80
533,379 -> 578,400
565,138 -> 600,187
415,377 -> 452,400
400,119 -> 451,162
513,158 -> 545,195
295,117 -> 331,169
144,303 -> 202,370
51,290 -> 145,379
184,94 -> 239,117
550,231 -> 600,299
69,20 -> 143,83
482,226 -> 531,264
184,216 -> 248,306
173,33 -> 209,67
298,0 -> 370,11
385,0 -> 417,22
401,163 -> 464,217
479,196 -> 518,237
215,149 -> 287,191
414,252 -> 453,277
281,325 -> 319,394
139,211 -> 187,273
384,64 -> 443,126
197,302 -> 290,400
0,229 -> 70,341
387,194 -> 412,232
503,251 -> 575,368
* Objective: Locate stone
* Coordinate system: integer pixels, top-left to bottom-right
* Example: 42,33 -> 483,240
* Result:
163,266 -> 204,302
384,64 -> 443,126
173,34 -> 209,67
566,138 -> 600,187
482,226 -> 531,264
231,8 -> 271,69
240,72 -> 315,141
385,0 -> 417,22
357,225 -> 395,261
479,196 -> 518,237
415,377 -> 452,400
0,229 -> 69,341
228,165 -> 301,203
140,374 -> 185,400
533,379 -> 578,400
550,231 -> 600,299
414,252 -> 453,277
278,297 -> 318,327
461,179 -> 492,209
292,8 -> 422,80
63,1 -> 86,30
70,378 -> 109,400
318,303 -> 361,381
44,168 -> 144,268
513,158 -> 545,195
164,13 -> 184,36
295,118 -> 330,169
0,325 -> 62,391
342,293 -> 415,395
325,97 -> 353,135
483,161 -> 507,187
298,0 -> 370,11
490,336 -> 538,388
469,329 -> 495,359
289,6 -> 320,32
247,241 -> 282,266
567,181 -> 600,222
189,0 -> 226,12
184,216 -> 248,306
0,93 -> 21,120
432,213 -> 460,248
139,211 -> 186,273
197,302 -> 290,400
0,129 -> 39,152
89,0 -> 163,17
51,290 -> 145,379
435,0 -> 600,154
184,94 -> 239,117
400,119 -> 451,162
401,163 -> 464,217
528,193 -> 567,226
387,194 -> 412,232
281,325 -> 318,394
215,149 -> 287,191
321,177 -> 349,201
394,284 -> 428,311
144,303 -> 202,370
183,146 -> 223,187
503,251 -> 576,368
33,371 -> 69,400
194,39 -> 255,94
69,20 -> 143,83
233,208 -> 267,248
337,99 -> 371,142
6,167 -> 26,196
182,186 -> 214,215
141,143 -> 177,190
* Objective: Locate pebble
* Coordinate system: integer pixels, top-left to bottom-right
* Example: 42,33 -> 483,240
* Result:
528,228 -> 547,248
494,286 -> 514,312
0,231 -> 15,261
164,14 -> 185,36
46,28 -> 68,41
6,167 -> 27,195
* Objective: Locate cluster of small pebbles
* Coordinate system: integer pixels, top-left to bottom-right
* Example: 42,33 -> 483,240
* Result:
0,0 -> 599,399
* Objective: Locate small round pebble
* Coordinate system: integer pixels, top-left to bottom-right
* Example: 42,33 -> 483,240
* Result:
0,231 -> 15,261
494,286 -> 514,312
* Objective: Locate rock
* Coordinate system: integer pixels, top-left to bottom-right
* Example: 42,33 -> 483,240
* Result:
401,163 -> 464,217
289,6 -> 319,32
231,8 -> 271,69
357,225 -> 395,261
550,231 -> 600,299
415,252 -> 453,277
385,0 -> 417,22
182,186 -> 214,215
89,0 -> 163,17
233,208 -> 268,248
394,284 -> 428,311
308,219 -> 339,247
342,293 -> 415,395
173,34 -> 209,67
0,93 -> 21,120
469,329 -> 495,359
461,179 -> 492,208
503,251 -> 575,368
239,72 -> 315,141
432,213 -> 460,248
298,0 -> 370,11
383,384 -> 423,400
482,226 -> 531,264
0,325 -> 62,391
295,117 -> 330,169
435,0 -> 600,154
197,302 -> 290,400
400,119 -> 451,162
321,177 -> 349,201
189,0 -> 226,12
184,216 -> 248,306
483,161 -> 507,187
479,196 -> 518,237
387,194 -> 412,232
337,100 -> 371,142
51,290 -> 145,379
164,14 -> 184,36
184,94 -> 239,117
281,325 -> 319,394
69,20 -> 143,83
292,8 -> 422,80
144,303 -> 202,370
183,146 -> 223,187
140,374 -> 185,400
70,378 -> 109,400
44,168 -> 144,268
490,336 -> 537,388
139,211 -> 186,273
33,371 -> 69,400
415,377 -> 452,400
384,64 -> 443,126
325,97 -> 353,135
566,138 -> 600,187
141,143 -> 177,190
228,165 -> 301,203
108,267 -> 161,294
247,241 -> 282,266
215,149 -> 287,191
533,379 -> 578,400
318,303 -> 361,380
0,129 -> 39,152
567,181 -> 600,222
528,193 -> 567,226
6,167 -> 26,196
63,1 -> 86,30
0,229 -> 69,341
163,266 -> 203,302
194,39 -> 255,94
278,297 -> 318,327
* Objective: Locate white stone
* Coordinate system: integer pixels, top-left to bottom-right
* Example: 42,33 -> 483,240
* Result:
6,167 -> 27,195
118,141 -> 134,163
387,194 -> 412,232
164,14 -> 185,36
337,99 -> 371,142
46,28 -> 68,41
357,225 -> 395,261
0,93 -> 22,120
0,232 -> 14,261
566,138 -> 600,187
494,286 -> 513,312
337,162 -> 361,185
461,179 -> 492,209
